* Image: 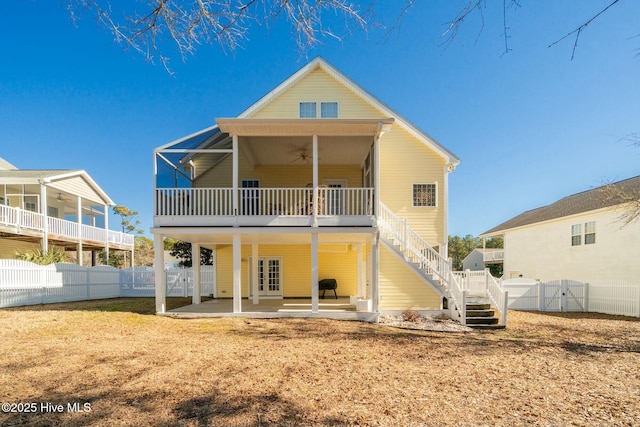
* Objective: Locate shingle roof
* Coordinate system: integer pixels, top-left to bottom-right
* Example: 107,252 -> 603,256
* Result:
482,175 -> 640,235
0,170 -> 78,179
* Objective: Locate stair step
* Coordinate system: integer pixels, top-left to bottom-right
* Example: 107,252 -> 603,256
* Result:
467,324 -> 506,330
466,316 -> 499,325
466,303 -> 491,310
466,309 -> 495,317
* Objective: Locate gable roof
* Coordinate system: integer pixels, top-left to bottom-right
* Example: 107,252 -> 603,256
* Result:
237,57 -> 460,168
482,175 -> 640,236
0,168 -> 115,206
0,157 -> 18,170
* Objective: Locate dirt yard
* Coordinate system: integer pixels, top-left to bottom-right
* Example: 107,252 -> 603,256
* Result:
1,298 -> 638,426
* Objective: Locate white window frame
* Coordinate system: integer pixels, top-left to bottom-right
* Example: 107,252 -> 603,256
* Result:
571,224 -> 582,246
299,102 -> 317,118
320,101 -> 339,118
584,221 -> 596,245
412,183 -> 437,208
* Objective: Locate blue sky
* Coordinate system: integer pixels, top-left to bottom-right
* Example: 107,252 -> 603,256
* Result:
1,1 -> 638,238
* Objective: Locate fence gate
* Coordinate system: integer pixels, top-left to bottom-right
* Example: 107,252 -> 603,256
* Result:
543,279 -> 586,312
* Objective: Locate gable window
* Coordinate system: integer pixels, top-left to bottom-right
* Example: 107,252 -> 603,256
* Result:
412,183 -> 437,207
320,102 -> 338,118
584,221 -> 596,244
571,224 -> 582,246
299,102 -> 317,118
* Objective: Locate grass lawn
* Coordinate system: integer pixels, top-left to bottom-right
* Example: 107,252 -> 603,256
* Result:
1,298 -> 639,426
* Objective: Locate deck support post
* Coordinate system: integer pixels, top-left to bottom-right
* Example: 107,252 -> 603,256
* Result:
153,234 -> 166,314
233,234 -> 242,313
371,232 -> 379,313
357,243 -> 365,298
104,204 -> 110,265
252,243 -> 259,304
77,195 -> 83,266
311,233 -> 319,313
192,243 -> 201,305
40,183 -> 48,252
232,134 -> 239,222
312,134 -> 318,227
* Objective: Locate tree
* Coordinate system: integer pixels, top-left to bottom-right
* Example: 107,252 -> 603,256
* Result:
66,0 -> 629,70
169,241 -> 214,267
448,234 -> 479,271
135,236 -> 155,266
113,205 -> 144,235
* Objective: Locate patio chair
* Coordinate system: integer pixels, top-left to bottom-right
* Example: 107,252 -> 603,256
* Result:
318,278 -> 338,299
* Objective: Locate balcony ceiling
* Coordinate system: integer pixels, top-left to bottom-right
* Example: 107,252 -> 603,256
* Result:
218,118 -> 393,166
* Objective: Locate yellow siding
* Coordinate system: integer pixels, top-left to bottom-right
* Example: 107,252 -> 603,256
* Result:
0,239 -> 40,259
195,158 -> 362,189
379,125 -> 447,245
379,246 -> 441,310
249,68 -> 385,119
214,244 -> 358,298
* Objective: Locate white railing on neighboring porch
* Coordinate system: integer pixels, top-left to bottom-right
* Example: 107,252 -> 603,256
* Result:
0,204 -> 133,248
483,249 -> 504,262
155,187 -> 374,217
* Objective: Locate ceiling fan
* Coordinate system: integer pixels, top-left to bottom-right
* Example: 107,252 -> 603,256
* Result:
290,150 -> 313,164
56,193 -> 72,202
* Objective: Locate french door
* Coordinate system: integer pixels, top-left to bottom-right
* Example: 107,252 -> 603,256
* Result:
249,257 -> 283,297
323,179 -> 347,215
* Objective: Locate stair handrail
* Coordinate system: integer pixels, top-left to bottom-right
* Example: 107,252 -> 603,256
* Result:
485,270 -> 508,326
378,203 -> 450,284
377,203 -> 467,324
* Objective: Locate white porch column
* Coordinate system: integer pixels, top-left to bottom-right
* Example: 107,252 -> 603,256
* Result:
252,243 -> 259,304
192,243 -> 201,305
371,232 -> 380,313
311,233 -> 319,313
373,134 -> 381,218
357,243 -> 365,298
312,134 -> 318,226
77,195 -> 83,266
153,235 -> 166,314
232,134 -> 239,221
104,205 -> 110,265
233,234 -> 242,313
40,183 -> 48,252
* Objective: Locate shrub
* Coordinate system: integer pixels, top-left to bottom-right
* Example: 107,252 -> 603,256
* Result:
14,247 -> 68,265
402,309 -> 421,322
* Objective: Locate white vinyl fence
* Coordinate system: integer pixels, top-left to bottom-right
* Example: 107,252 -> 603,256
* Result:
0,260 -> 216,308
502,278 -> 640,317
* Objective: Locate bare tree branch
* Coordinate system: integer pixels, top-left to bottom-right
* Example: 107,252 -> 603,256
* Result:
548,0 -> 621,60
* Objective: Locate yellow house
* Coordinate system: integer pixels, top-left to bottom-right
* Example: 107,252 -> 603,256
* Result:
151,57 -> 465,318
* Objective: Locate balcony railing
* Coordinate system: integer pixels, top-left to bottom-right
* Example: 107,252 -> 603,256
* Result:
0,204 -> 134,248
154,187 -> 375,227
483,249 -> 504,262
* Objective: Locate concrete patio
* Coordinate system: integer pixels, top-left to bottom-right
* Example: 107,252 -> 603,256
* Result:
162,297 -> 378,321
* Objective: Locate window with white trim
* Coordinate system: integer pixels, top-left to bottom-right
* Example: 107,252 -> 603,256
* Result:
320,102 -> 338,118
584,221 -> 596,245
412,183 -> 437,207
571,224 -> 582,246
299,102 -> 317,118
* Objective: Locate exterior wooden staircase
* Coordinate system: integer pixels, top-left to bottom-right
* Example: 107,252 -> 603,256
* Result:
377,203 -> 509,328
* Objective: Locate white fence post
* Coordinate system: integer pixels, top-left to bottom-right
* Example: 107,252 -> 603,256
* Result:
584,282 -> 589,312
538,280 -> 544,311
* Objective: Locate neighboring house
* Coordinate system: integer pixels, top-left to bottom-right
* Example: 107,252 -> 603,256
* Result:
481,176 -> 640,282
462,248 -> 504,271
151,57 -> 462,316
0,157 -> 134,265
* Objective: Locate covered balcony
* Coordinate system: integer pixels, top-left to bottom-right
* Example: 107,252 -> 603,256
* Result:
153,118 -> 393,228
